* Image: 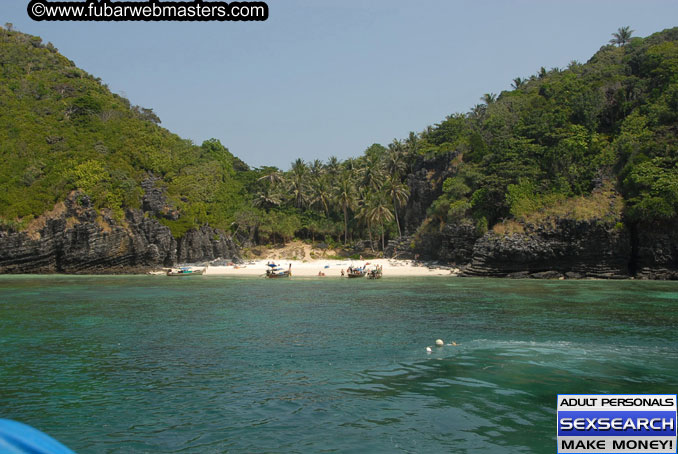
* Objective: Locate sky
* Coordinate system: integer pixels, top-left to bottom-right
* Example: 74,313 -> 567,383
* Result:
1,0 -> 677,169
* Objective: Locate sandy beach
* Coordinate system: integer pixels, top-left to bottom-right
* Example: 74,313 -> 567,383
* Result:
187,259 -> 459,277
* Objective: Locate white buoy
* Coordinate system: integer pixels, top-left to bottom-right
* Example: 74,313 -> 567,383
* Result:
426,346 -> 432,354
435,339 -> 444,347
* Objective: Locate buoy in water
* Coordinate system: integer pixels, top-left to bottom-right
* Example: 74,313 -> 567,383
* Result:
426,346 -> 432,353
435,339 -> 444,347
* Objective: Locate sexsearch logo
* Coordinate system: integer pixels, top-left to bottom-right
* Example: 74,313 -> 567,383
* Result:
557,394 -> 677,453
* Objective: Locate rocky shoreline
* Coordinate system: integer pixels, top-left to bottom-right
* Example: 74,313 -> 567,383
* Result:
382,219 -> 678,280
1,176 -> 676,279
380,153 -> 678,281
0,191 -> 240,274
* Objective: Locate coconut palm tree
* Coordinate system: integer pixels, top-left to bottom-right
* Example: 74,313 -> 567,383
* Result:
335,170 -> 357,245
288,158 -> 309,209
386,177 -> 410,238
511,77 -> 525,89
253,186 -> 282,209
326,156 -> 340,174
403,131 -> 419,172
469,104 -> 487,120
257,168 -> 284,186
309,176 -> 331,215
481,93 -> 497,105
343,157 -> 358,172
366,192 -> 394,251
310,159 -> 324,178
358,152 -> 384,192
356,197 -> 375,251
385,143 -> 406,175
610,26 -> 633,47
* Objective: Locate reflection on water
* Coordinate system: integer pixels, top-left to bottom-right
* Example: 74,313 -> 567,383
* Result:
1,276 -> 677,453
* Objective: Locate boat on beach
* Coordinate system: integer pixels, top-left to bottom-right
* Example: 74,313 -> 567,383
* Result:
265,263 -> 291,278
346,266 -> 366,278
367,266 -> 382,279
167,267 -> 205,276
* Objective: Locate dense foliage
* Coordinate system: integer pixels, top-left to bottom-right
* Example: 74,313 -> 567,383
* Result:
420,26 -> 678,234
234,144 -> 410,250
0,27 -> 249,236
2,25 -> 677,251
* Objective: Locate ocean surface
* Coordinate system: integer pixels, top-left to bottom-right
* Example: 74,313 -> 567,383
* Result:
1,276 -> 677,453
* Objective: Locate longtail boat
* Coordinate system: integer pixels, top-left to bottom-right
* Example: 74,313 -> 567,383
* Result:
167,267 -> 205,276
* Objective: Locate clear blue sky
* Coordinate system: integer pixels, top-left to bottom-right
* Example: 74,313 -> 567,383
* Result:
1,0 -> 677,169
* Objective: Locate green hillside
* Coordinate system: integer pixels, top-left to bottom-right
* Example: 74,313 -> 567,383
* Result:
1,25 -> 677,251
420,26 -> 678,233
0,27 -> 249,237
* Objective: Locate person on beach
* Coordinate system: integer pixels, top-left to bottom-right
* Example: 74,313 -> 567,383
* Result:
341,269 -> 345,277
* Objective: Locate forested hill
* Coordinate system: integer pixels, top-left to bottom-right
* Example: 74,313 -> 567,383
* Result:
1,24 -> 678,277
0,26 -> 250,238
415,26 -> 678,232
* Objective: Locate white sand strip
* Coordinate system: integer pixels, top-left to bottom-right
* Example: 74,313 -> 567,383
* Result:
201,259 -> 458,277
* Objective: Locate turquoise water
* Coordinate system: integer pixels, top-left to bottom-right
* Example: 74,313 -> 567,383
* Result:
1,276 -> 677,453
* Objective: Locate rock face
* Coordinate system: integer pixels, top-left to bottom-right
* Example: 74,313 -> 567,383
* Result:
403,151 -> 459,233
633,221 -> 678,279
384,236 -> 415,260
177,226 -> 240,264
141,176 -> 179,220
438,220 -> 480,265
463,219 -> 631,279
0,192 -> 240,274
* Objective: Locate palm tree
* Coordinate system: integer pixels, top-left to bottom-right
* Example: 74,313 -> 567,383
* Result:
366,192 -> 394,251
384,147 -> 405,178
358,153 -> 384,192
511,77 -> 525,89
335,170 -> 357,245
481,93 -> 497,105
403,131 -> 419,172
309,176 -> 331,215
324,156 -> 340,192
343,157 -> 358,172
610,26 -> 633,47
386,178 -> 410,238
326,156 -> 340,175
310,159 -> 324,179
356,197 -> 375,251
253,186 -> 282,209
469,104 -> 487,120
288,158 -> 309,209
255,167 -> 285,209
257,168 -> 284,186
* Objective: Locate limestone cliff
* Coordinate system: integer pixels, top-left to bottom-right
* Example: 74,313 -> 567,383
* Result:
463,219 -> 631,279
0,192 -> 240,274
